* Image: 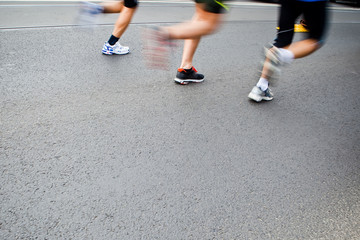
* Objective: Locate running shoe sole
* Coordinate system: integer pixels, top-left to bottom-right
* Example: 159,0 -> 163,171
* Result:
174,77 -> 205,85
102,50 -> 129,55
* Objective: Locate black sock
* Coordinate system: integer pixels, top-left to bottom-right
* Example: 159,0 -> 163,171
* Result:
108,35 -> 119,46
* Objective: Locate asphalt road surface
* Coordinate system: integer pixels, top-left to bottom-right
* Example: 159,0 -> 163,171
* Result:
1,1 -> 360,239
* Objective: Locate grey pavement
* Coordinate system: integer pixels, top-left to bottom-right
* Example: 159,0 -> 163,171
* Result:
1,1 -> 360,239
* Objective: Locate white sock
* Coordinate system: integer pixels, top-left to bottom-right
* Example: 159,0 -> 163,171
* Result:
278,48 -> 294,64
256,77 -> 269,91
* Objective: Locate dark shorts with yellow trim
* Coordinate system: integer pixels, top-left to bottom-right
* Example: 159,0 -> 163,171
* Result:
274,0 -> 328,48
124,0 -> 138,8
195,0 -> 227,14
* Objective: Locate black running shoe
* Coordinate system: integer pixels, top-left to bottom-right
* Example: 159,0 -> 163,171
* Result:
174,67 -> 205,85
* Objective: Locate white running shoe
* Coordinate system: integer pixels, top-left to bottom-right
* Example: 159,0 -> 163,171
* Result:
248,86 -> 274,102
102,42 -> 130,55
76,1 -> 103,26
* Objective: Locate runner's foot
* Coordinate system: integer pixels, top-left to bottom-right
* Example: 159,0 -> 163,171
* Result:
76,1 -> 103,26
174,67 -> 205,85
248,86 -> 274,102
102,42 -> 130,55
142,26 -> 173,69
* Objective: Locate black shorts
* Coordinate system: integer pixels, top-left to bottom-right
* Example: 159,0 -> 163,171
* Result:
124,0 -> 138,8
195,0 -> 228,14
274,0 -> 328,48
